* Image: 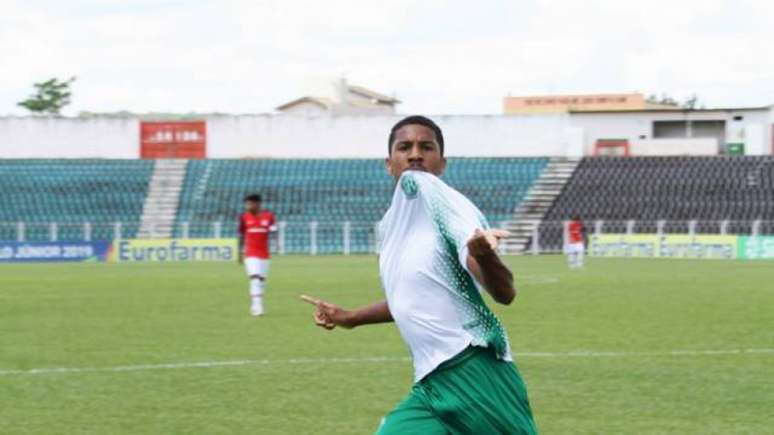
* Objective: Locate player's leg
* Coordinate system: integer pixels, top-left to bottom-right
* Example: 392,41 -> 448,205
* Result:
569,244 -> 581,269
248,274 -> 264,315
244,258 -> 266,316
377,386 -> 449,435
577,245 -> 585,268
564,245 -> 573,269
423,346 -> 537,435
253,259 -> 270,314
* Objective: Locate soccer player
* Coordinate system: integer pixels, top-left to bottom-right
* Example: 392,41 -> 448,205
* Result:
565,216 -> 586,269
301,116 -> 537,434
238,193 -> 277,316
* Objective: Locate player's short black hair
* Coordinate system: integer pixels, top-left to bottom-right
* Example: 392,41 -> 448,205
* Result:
244,193 -> 262,203
388,115 -> 444,156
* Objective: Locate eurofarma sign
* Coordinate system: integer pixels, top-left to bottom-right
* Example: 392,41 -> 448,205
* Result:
590,235 -> 738,259
111,239 -> 237,262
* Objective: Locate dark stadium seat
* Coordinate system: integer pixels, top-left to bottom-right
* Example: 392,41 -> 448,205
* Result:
534,156 -> 774,251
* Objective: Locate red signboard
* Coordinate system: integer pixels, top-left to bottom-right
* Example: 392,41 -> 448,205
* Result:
594,138 -> 630,156
140,121 -> 206,159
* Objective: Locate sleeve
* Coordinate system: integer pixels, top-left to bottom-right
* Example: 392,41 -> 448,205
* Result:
375,220 -> 385,255
238,215 -> 245,235
446,198 -> 488,290
413,172 -> 488,273
454,207 -> 487,274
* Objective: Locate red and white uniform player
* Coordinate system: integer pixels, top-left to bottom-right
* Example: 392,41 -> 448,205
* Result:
565,217 -> 586,269
239,194 -> 277,316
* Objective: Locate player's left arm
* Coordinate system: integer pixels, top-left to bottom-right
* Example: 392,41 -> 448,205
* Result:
237,215 -> 245,264
465,229 -> 516,305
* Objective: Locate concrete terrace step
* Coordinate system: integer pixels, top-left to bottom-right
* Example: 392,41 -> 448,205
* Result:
501,157 -> 581,254
137,159 -> 189,239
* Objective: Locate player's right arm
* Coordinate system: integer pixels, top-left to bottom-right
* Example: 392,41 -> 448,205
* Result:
237,215 -> 245,264
300,296 -> 392,330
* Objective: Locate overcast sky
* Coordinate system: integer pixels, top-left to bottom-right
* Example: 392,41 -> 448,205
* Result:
2,0 -> 773,116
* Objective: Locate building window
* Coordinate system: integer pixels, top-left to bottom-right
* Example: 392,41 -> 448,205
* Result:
653,121 -> 687,138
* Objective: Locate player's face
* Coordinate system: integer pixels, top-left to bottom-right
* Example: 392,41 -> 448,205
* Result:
385,124 -> 446,180
244,200 -> 260,213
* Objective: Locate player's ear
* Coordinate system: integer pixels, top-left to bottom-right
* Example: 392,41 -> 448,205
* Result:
385,157 -> 394,177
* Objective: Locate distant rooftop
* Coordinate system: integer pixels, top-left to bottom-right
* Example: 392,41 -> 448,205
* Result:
504,92 -> 680,114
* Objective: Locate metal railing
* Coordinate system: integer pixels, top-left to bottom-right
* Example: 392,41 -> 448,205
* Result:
528,219 -> 774,254
0,221 -> 382,255
2,219 -> 773,255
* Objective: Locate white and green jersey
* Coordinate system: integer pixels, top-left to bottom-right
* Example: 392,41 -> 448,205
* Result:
377,170 -> 512,382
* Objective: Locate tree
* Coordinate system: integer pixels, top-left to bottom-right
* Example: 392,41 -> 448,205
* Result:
646,92 -> 702,109
682,93 -> 699,110
17,76 -> 76,115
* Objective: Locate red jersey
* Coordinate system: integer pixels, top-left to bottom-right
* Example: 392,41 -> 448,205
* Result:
568,220 -> 584,244
239,210 -> 276,259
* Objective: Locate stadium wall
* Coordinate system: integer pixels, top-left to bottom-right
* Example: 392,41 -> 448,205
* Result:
207,114 -> 580,158
0,117 -> 138,158
3,110 -> 771,158
0,114 -> 580,158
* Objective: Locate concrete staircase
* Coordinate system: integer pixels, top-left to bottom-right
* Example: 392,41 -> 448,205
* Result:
137,159 -> 187,238
501,157 -> 580,254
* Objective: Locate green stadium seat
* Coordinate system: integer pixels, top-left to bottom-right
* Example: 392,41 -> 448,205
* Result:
0,159 -> 153,240
174,158 -> 549,252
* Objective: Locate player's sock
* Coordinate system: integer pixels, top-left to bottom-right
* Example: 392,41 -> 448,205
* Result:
577,251 -> 584,268
250,279 -> 264,315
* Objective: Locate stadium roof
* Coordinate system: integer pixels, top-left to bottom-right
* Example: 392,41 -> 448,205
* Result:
569,105 -> 773,114
347,85 -> 401,104
275,97 -> 334,111
275,82 -> 400,112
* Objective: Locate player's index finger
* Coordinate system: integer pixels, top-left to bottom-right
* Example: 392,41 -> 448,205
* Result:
300,294 -> 321,306
491,229 -> 511,238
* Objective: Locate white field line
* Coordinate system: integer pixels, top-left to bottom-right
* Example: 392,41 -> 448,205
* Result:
1,348 -> 772,377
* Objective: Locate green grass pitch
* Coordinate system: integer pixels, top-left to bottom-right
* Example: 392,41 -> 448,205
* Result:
1,256 -> 773,434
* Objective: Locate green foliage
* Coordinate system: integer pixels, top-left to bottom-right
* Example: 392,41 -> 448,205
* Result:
17,76 -> 76,115
647,92 -> 702,109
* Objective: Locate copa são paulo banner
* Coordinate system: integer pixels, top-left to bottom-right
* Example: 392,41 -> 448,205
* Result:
0,241 -> 111,262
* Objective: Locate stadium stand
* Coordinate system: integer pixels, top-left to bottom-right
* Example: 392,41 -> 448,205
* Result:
174,158 -> 549,252
537,156 -> 774,250
0,159 -> 154,241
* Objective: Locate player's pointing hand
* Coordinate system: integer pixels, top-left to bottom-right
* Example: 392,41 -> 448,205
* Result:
467,229 -> 511,257
300,294 -> 355,330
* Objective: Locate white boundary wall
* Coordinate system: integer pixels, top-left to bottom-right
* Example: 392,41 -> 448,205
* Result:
0,114 -> 578,158
1,110 -> 770,158
207,114 -> 576,158
0,117 -> 138,158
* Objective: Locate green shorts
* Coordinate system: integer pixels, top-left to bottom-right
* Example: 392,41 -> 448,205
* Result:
377,346 -> 537,435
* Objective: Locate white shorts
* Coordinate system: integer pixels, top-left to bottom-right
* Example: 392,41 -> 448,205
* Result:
244,257 -> 270,278
565,242 -> 585,254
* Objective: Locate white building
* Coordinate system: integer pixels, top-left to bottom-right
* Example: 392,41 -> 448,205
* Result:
569,106 -> 773,156
275,78 -> 400,116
